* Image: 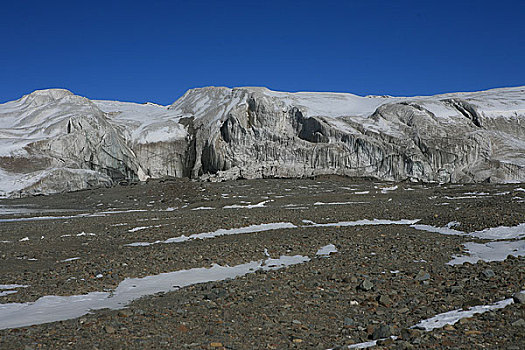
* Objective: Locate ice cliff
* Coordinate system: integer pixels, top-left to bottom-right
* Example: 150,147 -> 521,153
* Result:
1,86 -> 524,197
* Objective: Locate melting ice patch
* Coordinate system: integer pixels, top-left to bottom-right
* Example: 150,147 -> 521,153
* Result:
448,240 -> 525,265
0,254 -> 309,330
313,201 -> 368,206
127,219 -> 421,247
316,244 -> 338,256
0,285 -> 29,298
413,297 -> 515,331
191,206 -> 215,211
308,219 -> 419,228
126,222 -> 297,247
223,200 -> 270,209
0,209 -> 148,223
344,294 -> 519,349
411,222 -> 525,240
379,185 -> 398,194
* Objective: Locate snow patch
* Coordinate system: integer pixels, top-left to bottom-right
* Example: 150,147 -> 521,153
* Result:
0,254 -> 310,330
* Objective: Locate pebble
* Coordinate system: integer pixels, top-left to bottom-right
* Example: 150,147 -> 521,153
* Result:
481,269 -> 495,279
512,291 -> 525,304
358,279 -> 374,291
371,324 -> 393,340
414,270 -> 430,281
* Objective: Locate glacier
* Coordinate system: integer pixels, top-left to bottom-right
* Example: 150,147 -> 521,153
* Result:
0,86 -> 524,197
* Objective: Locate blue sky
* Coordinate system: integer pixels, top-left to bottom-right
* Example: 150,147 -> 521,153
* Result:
1,0 -> 524,104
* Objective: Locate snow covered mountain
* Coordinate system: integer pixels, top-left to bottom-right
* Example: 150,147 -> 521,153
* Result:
1,86 -> 524,197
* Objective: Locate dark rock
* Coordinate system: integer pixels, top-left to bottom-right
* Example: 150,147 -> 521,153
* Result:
512,291 -> 525,304
371,324 -> 393,340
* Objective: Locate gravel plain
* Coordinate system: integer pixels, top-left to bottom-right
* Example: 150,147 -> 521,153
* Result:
0,177 -> 524,349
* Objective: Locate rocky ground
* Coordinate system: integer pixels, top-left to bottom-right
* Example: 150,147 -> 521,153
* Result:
0,177 -> 523,349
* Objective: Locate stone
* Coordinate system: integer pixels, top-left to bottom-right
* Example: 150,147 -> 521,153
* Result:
414,270 -> 430,281
511,318 -> 525,327
481,269 -> 495,278
512,291 -> 525,304
371,324 -> 393,340
343,317 -> 355,326
377,294 -> 392,307
104,325 -> 116,334
358,279 -> 374,291
400,328 -> 421,341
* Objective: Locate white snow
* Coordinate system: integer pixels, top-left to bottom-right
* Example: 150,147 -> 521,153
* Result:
379,185 -> 398,194
61,257 -> 81,262
0,285 -> 28,290
191,206 -> 215,211
127,225 -> 162,233
316,244 -> 338,256
346,337 -> 398,349
448,240 -> 525,265
126,222 -> 297,247
413,297 -> 515,331
307,219 -> 420,228
0,209 -> 148,223
223,200 -> 270,209
412,222 -> 525,240
0,253 -> 310,330
127,219 -> 422,247
313,201 -> 368,206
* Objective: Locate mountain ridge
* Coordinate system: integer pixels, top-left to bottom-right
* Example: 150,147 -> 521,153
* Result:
1,86 -> 524,197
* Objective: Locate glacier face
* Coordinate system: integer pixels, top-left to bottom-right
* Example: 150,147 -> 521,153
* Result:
0,86 -> 524,197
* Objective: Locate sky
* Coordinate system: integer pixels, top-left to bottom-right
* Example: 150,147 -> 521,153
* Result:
0,0 -> 524,105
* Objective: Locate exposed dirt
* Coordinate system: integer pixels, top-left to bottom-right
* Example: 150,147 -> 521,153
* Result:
0,177 -> 523,349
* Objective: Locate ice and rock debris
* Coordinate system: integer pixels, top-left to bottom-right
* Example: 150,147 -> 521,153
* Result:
0,252 -> 310,330
125,219 -> 419,247
1,86 -> 524,197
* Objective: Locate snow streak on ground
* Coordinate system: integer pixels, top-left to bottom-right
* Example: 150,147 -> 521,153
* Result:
411,222 -> 525,240
0,285 -> 29,298
223,200 -> 270,209
316,244 -> 338,257
448,240 -> 525,265
126,223 -> 297,247
126,219 -> 420,247
411,222 -> 525,265
0,253 -> 315,330
412,296 -> 517,331
344,294 -> 520,349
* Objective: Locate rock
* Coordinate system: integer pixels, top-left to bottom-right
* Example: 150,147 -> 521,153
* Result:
104,325 -> 116,334
512,291 -> 525,304
400,328 -> 421,341
358,279 -> 374,291
371,324 -> 393,340
462,298 -> 483,309
343,317 -> 355,326
481,269 -> 495,278
511,318 -> 525,327
377,294 -> 392,307
414,270 -> 430,281
118,309 -> 133,317
210,342 -> 223,347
